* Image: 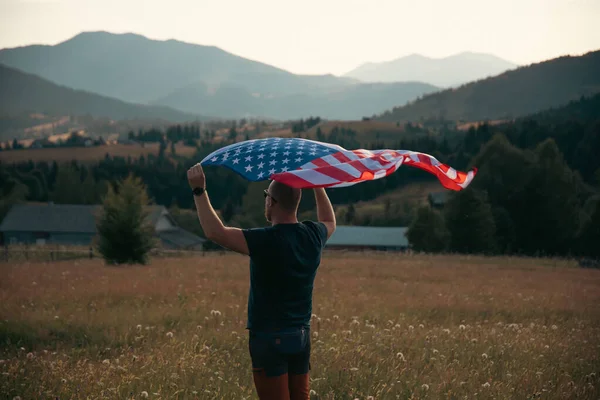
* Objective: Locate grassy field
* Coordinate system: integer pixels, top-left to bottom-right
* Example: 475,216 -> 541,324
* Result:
1,253 -> 599,399
0,143 -> 197,164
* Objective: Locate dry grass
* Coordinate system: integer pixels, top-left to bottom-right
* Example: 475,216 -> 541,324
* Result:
1,253 -> 599,399
0,143 -> 197,164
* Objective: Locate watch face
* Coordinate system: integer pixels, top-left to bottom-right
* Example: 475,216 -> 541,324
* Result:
193,187 -> 204,195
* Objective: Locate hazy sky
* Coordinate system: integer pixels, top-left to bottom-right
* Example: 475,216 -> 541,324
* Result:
1,0 -> 599,75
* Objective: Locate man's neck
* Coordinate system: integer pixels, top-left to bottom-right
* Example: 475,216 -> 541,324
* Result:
271,214 -> 299,225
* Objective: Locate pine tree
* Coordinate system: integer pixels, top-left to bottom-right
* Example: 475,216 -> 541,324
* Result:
444,189 -> 497,254
406,206 -> 449,252
96,175 -> 155,265
51,164 -> 83,204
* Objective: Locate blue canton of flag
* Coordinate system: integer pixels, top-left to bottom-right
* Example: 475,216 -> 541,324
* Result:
201,137 -> 339,181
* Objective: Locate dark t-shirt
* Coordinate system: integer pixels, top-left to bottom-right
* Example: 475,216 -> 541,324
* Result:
242,221 -> 328,331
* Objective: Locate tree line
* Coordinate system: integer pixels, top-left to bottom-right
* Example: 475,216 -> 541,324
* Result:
1,94 -> 598,258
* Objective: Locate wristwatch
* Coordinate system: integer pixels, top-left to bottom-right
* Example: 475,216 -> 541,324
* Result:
192,187 -> 206,197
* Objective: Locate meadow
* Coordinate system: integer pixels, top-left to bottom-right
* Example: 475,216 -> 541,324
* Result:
1,252 -> 599,399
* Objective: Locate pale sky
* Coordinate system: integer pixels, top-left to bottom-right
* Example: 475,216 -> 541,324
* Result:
1,0 -> 599,75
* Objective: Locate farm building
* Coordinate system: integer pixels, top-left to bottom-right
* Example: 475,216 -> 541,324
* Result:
326,225 -> 409,251
0,203 -> 205,250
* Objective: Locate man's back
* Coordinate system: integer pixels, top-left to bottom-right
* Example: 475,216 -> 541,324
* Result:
243,221 -> 328,330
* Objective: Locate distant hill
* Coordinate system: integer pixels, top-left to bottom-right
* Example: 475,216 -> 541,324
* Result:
344,52 -> 517,87
153,81 -> 439,120
377,50 -> 600,123
0,31 -> 438,120
0,64 -> 198,122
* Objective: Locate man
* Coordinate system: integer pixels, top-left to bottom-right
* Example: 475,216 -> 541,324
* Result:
187,163 -> 336,400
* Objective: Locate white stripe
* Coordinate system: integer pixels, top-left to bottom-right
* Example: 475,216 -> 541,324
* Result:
328,181 -> 360,188
322,155 -> 342,165
374,170 -> 387,179
359,157 -> 384,170
458,171 -> 475,188
341,151 -> 361,161
288,169 -> 340,185
332,162 -> 362,178
445,167 -> 457,180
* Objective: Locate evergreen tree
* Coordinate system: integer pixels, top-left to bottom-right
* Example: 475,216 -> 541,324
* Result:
96,175 -> 155,265
406,206 -> 449,252
578,197 -> 600,259
444,189 -> 497,254
51,164 -> 83,204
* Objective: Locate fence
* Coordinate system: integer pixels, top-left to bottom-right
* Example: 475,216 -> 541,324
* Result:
0,244 -> 223,263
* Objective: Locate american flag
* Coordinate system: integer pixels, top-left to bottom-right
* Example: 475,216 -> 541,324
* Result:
201,137 -> 476,190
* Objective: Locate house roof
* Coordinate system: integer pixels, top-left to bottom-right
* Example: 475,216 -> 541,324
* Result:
158,227 -> 205,249
326,225 -> 409,248
0,203 -> 166,233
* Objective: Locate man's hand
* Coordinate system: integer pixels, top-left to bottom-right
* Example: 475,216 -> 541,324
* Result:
187,163 -> 206,189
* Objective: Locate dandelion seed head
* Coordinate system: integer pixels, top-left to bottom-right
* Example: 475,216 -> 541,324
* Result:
136,324 -> 142,330
166,332 -> 173,338
459,324 -> 466,330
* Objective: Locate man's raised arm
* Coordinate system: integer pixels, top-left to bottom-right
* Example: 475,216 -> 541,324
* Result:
313,188 -> 336,239
187,164 -> 249,255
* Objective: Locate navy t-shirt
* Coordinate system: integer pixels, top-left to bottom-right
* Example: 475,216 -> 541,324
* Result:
242,221 -> 328,331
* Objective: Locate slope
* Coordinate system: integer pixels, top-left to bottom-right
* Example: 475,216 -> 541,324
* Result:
0,64 -> 199,122
377,50 -> 600,123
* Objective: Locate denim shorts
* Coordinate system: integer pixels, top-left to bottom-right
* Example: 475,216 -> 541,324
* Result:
248,326 -> 311,377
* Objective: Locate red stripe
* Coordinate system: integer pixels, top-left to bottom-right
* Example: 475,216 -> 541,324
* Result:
271,171 -> 322,188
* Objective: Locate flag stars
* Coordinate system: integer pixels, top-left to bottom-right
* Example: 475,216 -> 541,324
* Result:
211,156 -> 218,162
257,172 -> 264,179
245,155 -> 253,162
296,151 -> 303,155
283,151 -> 290,156
257,162 -> 264,169
269,168 -> 276,175
295,157 -> 302,162
257,153 -> 265,159
309,151 -> 316,156
232,158 -> 240,164
281,167 -> 289,172
282,158 -> 289,164
245,165 -> 253,172
271,152 -> 278,157
269,160 -> 277,166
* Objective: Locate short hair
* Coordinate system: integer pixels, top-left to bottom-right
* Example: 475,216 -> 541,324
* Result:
270,180 -> 301,212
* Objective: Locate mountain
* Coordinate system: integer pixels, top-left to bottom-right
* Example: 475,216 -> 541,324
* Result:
0,31 -> 438,120
0,64 -> 198,122
152,81 -> 439,120
377,50 -> 600,123
0,31 -> 358,104
344,52 -> 517,87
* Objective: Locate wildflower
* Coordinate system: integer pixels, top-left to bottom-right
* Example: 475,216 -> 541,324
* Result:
367,396 -> 374,400
544,345 -> 549,349
313,331 -> 319,338
421,384 -> 429,390
396,352 -> 406,361
459,324 -> 466,330
471,338 -> 478,343
61,378 -> 67,383
551,325 -> 558,330
460,381 -> 466,386
350,367 -> 358,371
351,320 -> 360,326
140,391 -> 149,398
366,324 -> 376,329
210,310 -> 222,317
310,390 -> 317,396
166,332 -> 173,338
481,353 -> 488,359
443,328 -> 450,334
13,397 -> 22,400
54,315 -> 59,319
419,324 -> 425,329
342,330 -> 352,336
328,347 -> 336,352
26,352 -> 34,360
394,324 -> 401,329
196,325 -> 203,329
311,314 -> 318,319
433,349 -> 439,354
482,382 -> 490,388
102,359 -> 110,365
333,315 -> 339,320
408,325 -> 414,330
136,324 -> 142,330
331,333 -> 337,338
